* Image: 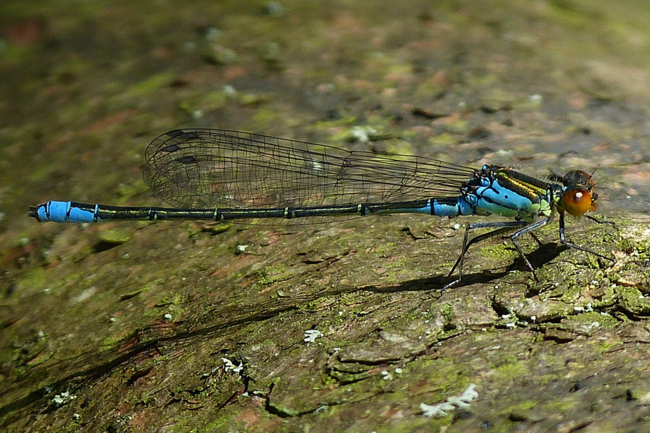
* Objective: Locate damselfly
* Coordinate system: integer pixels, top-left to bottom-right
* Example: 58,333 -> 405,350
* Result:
29,128 -> 614,289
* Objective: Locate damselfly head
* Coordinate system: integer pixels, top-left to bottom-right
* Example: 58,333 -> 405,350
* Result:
561,170 -> 598,216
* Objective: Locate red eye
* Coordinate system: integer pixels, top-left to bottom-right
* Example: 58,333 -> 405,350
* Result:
562,188 -> 596,216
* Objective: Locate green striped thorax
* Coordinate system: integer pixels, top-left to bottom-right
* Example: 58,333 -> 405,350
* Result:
463,166 -> 598,223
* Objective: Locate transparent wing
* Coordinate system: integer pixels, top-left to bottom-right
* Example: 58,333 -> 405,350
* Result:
143,128 -> 477,214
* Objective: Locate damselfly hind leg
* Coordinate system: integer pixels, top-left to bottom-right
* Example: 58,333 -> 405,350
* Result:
443,220 -> 528,290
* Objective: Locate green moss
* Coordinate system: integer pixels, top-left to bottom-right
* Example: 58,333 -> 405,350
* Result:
249,107 -> 284,131
439,303 -> 456,324
154,292 -> 184,307
502,399 -> 538,414
96,228 -> 132,245
116,181 -> 150,202
201,90 -> 230,112
479,242 -> 518,261
374,241 -> 395,255
570,311 -> 619,329
443,118 -> 468,134
493,359 -> 527,380
258,263 -> 296,285
414,81 -> 446,99
123,71 -> 176,99
17,267 -> 51,292
591,339 -> 621,353
543,398 -> 579,413
239,92 -> 271,106
427,133 -> 456,147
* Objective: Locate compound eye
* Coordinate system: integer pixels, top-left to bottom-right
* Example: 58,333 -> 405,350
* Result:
563,170 -> 594,188
562,187 -> 596,216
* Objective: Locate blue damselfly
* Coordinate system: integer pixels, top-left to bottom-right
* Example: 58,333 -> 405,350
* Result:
29,128 -> 614,288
